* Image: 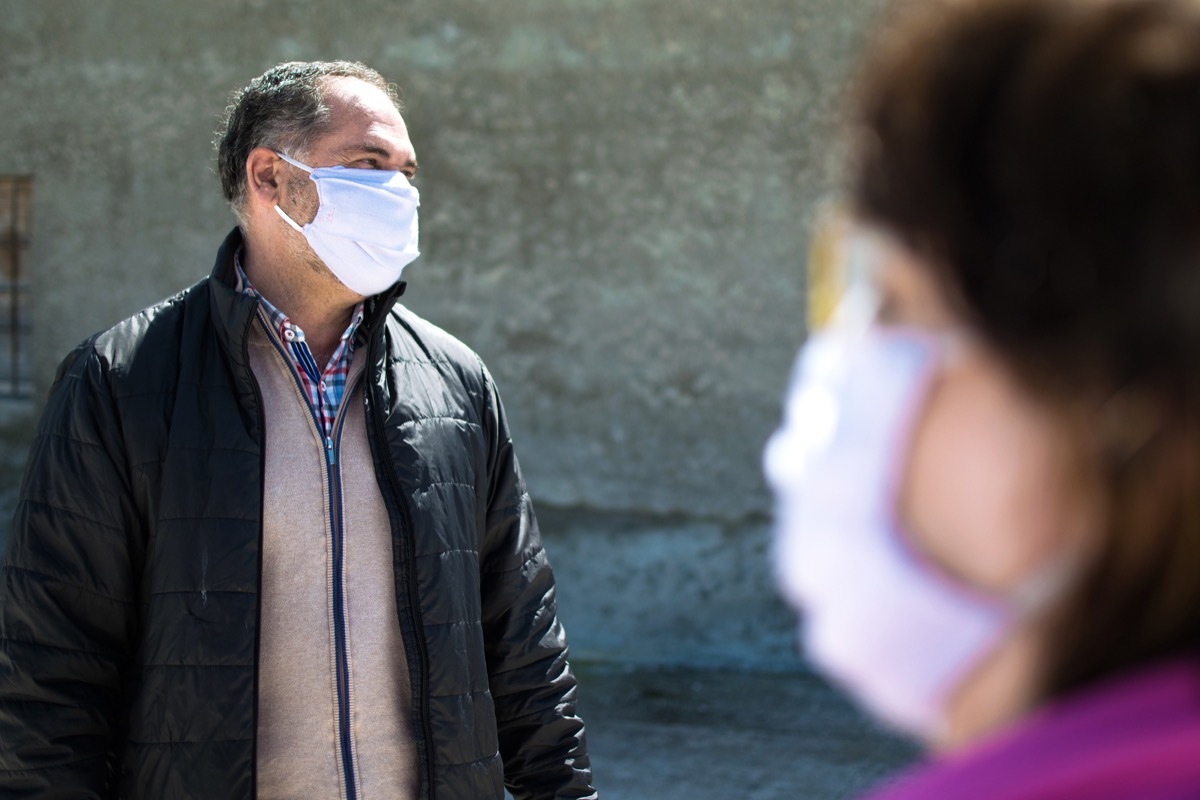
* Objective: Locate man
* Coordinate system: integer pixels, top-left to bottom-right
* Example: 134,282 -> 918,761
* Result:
0,61 -> 595,800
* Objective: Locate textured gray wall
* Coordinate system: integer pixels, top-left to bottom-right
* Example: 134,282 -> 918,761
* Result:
0,0 -> 884,667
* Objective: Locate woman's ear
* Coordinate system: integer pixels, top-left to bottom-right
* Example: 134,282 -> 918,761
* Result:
1092,386 -> 1164,467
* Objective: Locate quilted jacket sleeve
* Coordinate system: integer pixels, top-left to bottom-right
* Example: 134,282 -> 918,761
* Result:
0,343 -> 139,798
477,367 -> 596,800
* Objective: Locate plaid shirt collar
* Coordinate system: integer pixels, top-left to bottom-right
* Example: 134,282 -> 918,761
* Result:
235,252 -> 365,439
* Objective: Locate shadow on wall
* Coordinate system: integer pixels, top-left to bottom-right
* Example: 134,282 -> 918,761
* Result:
538,505 -> 803,671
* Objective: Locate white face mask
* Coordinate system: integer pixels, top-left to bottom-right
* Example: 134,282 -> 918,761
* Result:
765,328 -> 1059,739
274,151 -> 420,297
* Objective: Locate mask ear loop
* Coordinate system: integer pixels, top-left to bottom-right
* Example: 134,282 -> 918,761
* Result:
1008,392 -> 1098,624
275,151 -> 314,173
274,204 -> 307,234
272,152 -> 315,234
1010,553 -> 1082,619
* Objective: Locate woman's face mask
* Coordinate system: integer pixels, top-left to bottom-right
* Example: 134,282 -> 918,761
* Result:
766,327 -> 1006,738
765,217 -> 1089,741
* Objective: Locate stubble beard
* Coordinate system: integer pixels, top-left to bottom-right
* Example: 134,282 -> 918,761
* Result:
283,173 -> 344,288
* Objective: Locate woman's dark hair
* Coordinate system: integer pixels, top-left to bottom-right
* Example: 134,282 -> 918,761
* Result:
851,0 -> 1200,698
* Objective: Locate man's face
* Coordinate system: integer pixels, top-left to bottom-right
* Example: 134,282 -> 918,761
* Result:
275,77 -> 419,267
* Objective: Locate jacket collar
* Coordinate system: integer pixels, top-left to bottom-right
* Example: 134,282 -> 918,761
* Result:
207,226 -> 409,360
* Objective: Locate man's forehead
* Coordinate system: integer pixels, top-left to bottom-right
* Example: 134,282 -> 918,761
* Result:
315,78 -> 415,160
322,76 -> 402,119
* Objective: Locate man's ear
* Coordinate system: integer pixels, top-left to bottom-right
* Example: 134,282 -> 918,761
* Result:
245,147 -> 285,211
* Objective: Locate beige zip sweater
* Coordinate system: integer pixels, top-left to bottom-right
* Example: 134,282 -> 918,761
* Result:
248,317 -> 418,800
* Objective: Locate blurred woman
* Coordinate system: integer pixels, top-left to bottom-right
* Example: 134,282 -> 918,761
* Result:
765,0 -> 1200,797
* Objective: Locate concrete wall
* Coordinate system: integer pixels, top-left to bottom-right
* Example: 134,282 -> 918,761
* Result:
0,0 -> 884,668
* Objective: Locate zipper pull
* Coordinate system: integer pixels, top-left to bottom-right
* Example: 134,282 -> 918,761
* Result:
326,436 -> 336,466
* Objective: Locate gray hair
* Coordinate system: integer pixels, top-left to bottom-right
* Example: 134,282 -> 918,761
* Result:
215,61 -> 401,221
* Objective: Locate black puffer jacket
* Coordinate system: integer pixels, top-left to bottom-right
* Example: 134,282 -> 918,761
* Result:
0,228 -> 594,799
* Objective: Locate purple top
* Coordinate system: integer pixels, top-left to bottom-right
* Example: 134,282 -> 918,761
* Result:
862,658 -> 1200,800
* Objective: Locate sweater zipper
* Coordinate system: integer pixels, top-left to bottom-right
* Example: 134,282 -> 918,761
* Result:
257,313 -> 360,800
327,397 -> 357,800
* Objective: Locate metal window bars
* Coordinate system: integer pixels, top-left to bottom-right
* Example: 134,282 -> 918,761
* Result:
0,178 -> 32,398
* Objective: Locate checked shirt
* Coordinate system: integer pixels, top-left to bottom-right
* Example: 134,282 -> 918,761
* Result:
236,259 -> 365,445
